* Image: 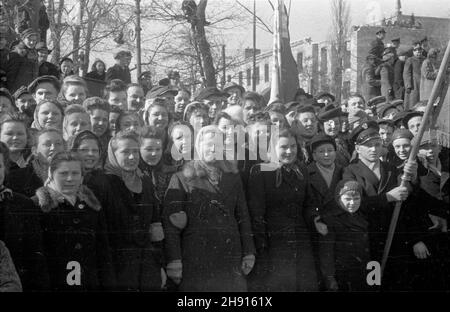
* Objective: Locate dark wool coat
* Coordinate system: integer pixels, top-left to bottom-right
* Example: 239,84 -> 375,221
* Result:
6,51 -> 39,93
379,62 -> 395,101
38,61 -> 60,79
0,240 -> 22,292
84,71 -> 106,81
368,38 -> 384,60
247,163 -> 318,292
163,162 -> 255,292
393,58 -> 405,101
5,161 -> 44,198
361,63 -> 381,102
105,64 -> 131,84
304,162 -> 344,227
319,209 -> 370,292
89,174 -> 163,291
342,160 -> 400,262
33,186 -> 115,291
403,55 -> 425,107
382,185 -> 450,291
0,190 -> 49,291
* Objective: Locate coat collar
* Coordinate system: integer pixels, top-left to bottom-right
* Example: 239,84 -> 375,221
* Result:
33,185 -> 101,213
308,162 -> 342,198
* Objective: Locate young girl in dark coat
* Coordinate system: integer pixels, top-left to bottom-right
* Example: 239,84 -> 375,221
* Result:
315,180 -> 370,292
0,142 -> 49,291
92,130 -> 164,291
32,151 -> 115,291
163,125 -> 256,292
247,128 -> 318,292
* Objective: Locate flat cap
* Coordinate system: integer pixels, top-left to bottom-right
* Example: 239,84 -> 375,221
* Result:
318,104 -> 343,122
402,111 -> 423,128
35,42 -> 51,53
20,28 -> 37,40
392,128 -> 414,142
12,86 -> 30,100
194,87 -> 229,101
350,120 -> 380,145
376,28 -> 386,34
114,50 -> 132,59
367,95 -> 387,108
27,75 -> 61,94
146,85 -> 178,100
223,82 -> 245,95
310,134 -> 336,152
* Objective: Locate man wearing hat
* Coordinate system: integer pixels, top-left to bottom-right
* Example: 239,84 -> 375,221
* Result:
316,92 -> 335,107
194,87 -> 229,120
13,85 -> 36,119
403,45 -> 425,108
146,85 -> 178,113
27,75 -> 61,104
361,54 -> 381,102
106,50 -> 132,84
391,37 -> 400,50
393,47 -> 408,101
139,71 -> 153,96
402,110 -> 423,137
420,48 -> 440,102
318,104 -> 351,167
343,120 -> 418,263
369,28 -> 386,61
35,42 -> 59,78
379,48 -> 396,102
223,82 -> 245,107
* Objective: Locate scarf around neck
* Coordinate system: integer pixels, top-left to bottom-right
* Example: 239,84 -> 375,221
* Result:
104,139 -> 143,193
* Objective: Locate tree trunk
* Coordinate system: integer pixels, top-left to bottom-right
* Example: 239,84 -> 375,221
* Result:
194,0 -> 216,87
48,0 -> 65,64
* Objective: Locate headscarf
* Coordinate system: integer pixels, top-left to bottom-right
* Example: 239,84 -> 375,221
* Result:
194,125 -> 237,186
31,100 -> 64,131
265,128 -> 304,188
104,136 -> 143,193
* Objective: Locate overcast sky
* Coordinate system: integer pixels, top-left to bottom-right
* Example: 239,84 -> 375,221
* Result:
229,0 -> 450,53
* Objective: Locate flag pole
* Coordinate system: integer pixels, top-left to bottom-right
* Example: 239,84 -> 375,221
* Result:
381,39 -> 450,278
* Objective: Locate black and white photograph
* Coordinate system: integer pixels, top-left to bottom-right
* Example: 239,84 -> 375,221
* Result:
0,0 -> 449,298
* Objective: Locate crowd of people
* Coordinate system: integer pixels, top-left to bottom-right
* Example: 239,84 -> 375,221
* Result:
0,27 -> 449,292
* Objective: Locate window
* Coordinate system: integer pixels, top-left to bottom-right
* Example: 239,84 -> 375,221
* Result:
297,52 -> 303,72
238,71 -> 243,86
246,68 -> 251,86
255,66 -> 260,85
264,63 -> 269,82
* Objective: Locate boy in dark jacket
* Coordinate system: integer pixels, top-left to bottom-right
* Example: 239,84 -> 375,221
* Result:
315,180 -> 370,292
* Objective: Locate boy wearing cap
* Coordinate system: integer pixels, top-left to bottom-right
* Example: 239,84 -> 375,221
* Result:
343,121 -> 417,262
292,105 -> 318,164
318,105 -> 351,167
314,180 -> 370,291
106,51 -> 132,84
403,46 -> 425,107
13,86 -> 36,120
369,28 -> 386,61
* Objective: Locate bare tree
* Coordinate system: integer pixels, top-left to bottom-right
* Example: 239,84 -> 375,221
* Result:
329,0 -> 351,103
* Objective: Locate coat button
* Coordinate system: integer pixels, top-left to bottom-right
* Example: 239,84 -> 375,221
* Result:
75,243 -> 82,250
73,218 -> 80,225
